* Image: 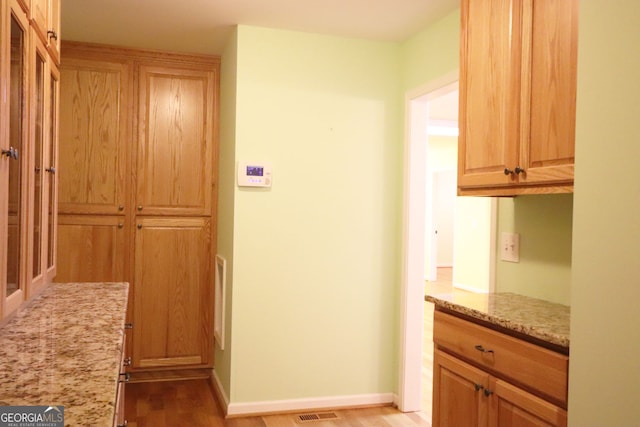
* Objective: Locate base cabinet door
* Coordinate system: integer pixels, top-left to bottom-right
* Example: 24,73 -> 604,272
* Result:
132,217 -> 211,369
490,379 -> 567,427
433,350 -> 489,427
432,311 -> 568,427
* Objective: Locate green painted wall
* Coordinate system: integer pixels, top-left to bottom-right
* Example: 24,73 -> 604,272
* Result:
400,9 -> 460,92
214,28 -> 238,397
214,4 -> 577,408
569,0 -> 640,424
495,195 -> 573,305
228,25 -> 403,402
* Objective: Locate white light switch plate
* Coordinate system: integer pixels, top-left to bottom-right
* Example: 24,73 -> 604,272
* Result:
501,232 -> 520,263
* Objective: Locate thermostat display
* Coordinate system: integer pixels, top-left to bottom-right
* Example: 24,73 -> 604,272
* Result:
246,166 -> 264,177
238,161 -> 272,187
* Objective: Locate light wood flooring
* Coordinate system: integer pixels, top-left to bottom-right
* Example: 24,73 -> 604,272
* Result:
124,267 -> 458,427
124,379 -> 431,426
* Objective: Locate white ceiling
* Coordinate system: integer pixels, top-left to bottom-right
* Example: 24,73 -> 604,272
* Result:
61,0 -> 460,55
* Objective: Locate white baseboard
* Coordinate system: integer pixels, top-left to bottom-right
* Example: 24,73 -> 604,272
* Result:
211,369 -> 230,414
226,392 -> 395,417
453,282 -> 489,294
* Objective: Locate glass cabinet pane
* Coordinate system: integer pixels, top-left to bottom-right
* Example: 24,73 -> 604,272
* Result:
47,71 -> 58,269
7,14 -> 26,297
32,52 -> 45,278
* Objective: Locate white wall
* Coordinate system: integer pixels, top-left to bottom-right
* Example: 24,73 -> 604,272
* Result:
433,170 -> 455,267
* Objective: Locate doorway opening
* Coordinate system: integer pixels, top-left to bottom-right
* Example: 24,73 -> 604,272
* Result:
397,73 -> 497,417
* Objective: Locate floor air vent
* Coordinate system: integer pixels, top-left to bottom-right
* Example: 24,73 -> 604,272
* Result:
296,412 -> 340,423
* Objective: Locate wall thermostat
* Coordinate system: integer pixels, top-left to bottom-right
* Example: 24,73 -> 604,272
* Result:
237,161 -> 272,187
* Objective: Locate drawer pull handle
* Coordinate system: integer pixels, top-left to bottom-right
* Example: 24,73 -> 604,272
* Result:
474,345 -> 494,354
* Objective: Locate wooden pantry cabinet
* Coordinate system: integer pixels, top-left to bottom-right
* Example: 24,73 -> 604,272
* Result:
57,42 -> 220,371
457,0 -> 578,196
432,311 -> 568,427
1,0 -> 60,320
56,56 -> 131,283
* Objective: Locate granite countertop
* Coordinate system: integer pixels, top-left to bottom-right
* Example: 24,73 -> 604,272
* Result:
425,292 -> 570,349
0,282 -> 129,427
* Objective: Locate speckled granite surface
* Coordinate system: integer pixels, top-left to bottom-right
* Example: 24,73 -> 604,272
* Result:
0,282 -> 129,427
425,292 -> 570,349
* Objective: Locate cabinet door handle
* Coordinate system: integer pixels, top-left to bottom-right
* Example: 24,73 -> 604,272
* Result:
137,224 -> 142,230
45,166 -> 56,174
474,383 -> 483,392
47,30 -> 58,41
484,388 -> 494,397
137,205 -> 143,211
123,357 -> 132,367
117,421 -> 128,427
515,166 -> 525,175
504,168 -> 514,176
2,147 -> 18,160
118,223 -> 124,229
118,205 -> 125,211
119,372 -> 131,383
124,323 -> 133,329
474,344 -> 494,354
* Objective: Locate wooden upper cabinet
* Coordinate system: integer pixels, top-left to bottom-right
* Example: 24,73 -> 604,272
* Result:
29,0 -> 59,62
29,0 -> 47,41
46,0 -> 60,63
458,0 -> 578,196
136,65 -> 215,216
58,58 -> 130,215
520,0 -> 578,186
458,0 -> 522,190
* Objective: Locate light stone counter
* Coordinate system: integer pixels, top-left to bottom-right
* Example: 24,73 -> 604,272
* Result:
0,282 -> 129,426
425,292 -> 570,350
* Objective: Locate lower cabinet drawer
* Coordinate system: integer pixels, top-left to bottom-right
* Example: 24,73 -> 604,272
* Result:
433,310 -> 568,406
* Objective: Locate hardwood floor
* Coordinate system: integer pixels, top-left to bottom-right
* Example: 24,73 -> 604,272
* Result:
124,379 -> 431,426
124,267 -> 458,427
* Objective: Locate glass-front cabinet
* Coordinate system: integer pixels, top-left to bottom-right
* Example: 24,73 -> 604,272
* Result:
1,0 -> 59,319
2,0 -> 31,316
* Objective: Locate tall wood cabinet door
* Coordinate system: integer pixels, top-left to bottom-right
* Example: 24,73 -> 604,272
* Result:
519,0 -> 578,185
2,1 -> 31,316
458,0 -> 523,189
43,60 -> 59,281
490,378 -> 567,427
132,217 -> 212,369
56,215 -> 127,283
433,349 -> 490,427
27,28 -> 49,297
136,65 -> 215,216
58,58 -> 131,215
